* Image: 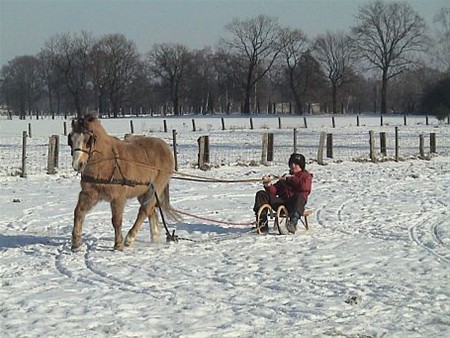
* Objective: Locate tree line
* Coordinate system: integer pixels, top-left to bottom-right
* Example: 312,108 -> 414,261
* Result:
1,1 -> 449,120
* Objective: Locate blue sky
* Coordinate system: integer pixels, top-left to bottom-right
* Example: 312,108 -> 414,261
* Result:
0,0 -> 447,66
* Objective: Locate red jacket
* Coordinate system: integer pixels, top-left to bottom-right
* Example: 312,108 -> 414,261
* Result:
265,171 -> 312,202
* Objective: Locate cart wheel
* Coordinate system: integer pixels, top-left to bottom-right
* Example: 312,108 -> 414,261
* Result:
276,205 -> 290,235
256,204 -> 272,234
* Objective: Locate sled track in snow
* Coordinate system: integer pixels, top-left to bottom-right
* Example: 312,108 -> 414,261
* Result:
409,210 -> 450,264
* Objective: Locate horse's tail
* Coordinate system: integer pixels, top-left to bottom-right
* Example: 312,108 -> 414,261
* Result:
158,185 -> 183,222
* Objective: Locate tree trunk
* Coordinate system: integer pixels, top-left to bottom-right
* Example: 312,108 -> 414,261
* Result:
381,70 -> 388,114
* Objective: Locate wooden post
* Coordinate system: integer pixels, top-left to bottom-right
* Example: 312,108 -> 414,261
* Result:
303,117 -> 307,129
332,116 -> 335,128
357,114 -> 360,127
267,133 -> 274,162
404,114 -> 407,126
426,115 -> 429,126
221,117 -> 225,130
278,116 -> 282,129
21,131 -> 27,178
380,115 -> 383,127
419,134 -> 425,159
192,119 -> 196,132
293,128 -> 297,153
47,135 -> 58,174
130,120 -> 134,134
197,136 -> 209,170
317,132 -> 326,165
172,130 -> 178,171
326,133 -> 333,158
369,130 -> 376,162
63,122 -> 67,136
250,118 -> 254,130
261,133 -> 268,164
28,123 -> 32,138
380,132 -> 387,156
395,127 -> 399,162
430,133 -> 436,153
163,119 -> 168,133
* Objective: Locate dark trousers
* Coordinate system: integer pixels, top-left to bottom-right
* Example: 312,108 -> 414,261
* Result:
253,190 -> 306,217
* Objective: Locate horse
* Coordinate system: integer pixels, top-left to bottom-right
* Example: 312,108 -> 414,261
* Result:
68,113 -> 178,251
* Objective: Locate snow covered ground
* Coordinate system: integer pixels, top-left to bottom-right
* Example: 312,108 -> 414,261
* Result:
1,115 -> 449,337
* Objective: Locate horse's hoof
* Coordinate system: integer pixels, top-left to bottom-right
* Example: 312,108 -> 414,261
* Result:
71,244 -> 82,252
114,244 -> 124,251
124,235 -> 134,247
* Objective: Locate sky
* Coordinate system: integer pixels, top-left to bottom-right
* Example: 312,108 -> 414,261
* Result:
0,0 -> 448,67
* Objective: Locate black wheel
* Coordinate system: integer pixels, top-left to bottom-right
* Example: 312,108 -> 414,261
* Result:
256,204 -> 271,234
275,205 -> 290,235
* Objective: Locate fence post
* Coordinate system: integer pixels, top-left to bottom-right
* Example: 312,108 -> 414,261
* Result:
130,120 -> 134,134
197,136 -> 209,170
369,130 -> 376,162
221,117 -> 226,131
63,122 -> 67,136
250,118 -> 254,130
404,114 -> 407,126
357,114 -> 360,127
261,133 -> 268,164
163,120 -> 168,133
326,133 -> 333,158
278,116 -> 282,129
172,130 -> 178,171
28,123 -> 32,138
430,133 -> 436,153
380,132 -> 387,156
426,115 -> 429,126
332,116 -> 335,128
317,132 -> 326,165
380,115 -> 383,127
395,127 -> 399,162
267,133 -> 274,162
47,135 -> 58,174
293,128 -> 297,153
303,117 -> 308,129
192,119 -> 196,132
21,131 -> 27,178
419,134 -> 425,159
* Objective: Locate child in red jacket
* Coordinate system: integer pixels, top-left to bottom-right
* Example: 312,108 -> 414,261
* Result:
253,153 -> 312,234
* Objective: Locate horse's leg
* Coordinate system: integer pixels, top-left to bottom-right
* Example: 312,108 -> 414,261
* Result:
110,199 -> 125,250
148,209 -> 160,242
72,190 -> 98,252
124,204 -> 150,247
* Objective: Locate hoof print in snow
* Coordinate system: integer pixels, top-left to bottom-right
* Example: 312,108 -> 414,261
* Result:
345,295 -> 362,305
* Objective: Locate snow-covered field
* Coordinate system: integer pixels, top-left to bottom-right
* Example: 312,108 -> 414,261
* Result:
1,115 -> 449,337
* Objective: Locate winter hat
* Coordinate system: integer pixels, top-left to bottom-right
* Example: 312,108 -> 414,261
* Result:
288,153 -> 306,170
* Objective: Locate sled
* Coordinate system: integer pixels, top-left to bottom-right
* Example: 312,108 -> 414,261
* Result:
256,204 -> 312,235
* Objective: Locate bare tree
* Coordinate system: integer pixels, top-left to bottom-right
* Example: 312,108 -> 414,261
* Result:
313,31 -> 356,114
51,32 -> 94,116
278,27 -> 309,113
146,43 -> 191,115
432,7 -> 450,72
221,15 -> 282,114
0,56 -> 41,119
352,0 -> 427,114
91,34 -> 140,117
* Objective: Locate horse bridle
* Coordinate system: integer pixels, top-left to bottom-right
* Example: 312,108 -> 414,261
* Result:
68,131 -> 96,157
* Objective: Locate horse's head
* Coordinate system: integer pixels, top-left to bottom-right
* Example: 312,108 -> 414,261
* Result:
68,114 -> 97,172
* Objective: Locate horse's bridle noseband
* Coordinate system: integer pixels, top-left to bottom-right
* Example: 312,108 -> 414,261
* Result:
68,132 -> 96,156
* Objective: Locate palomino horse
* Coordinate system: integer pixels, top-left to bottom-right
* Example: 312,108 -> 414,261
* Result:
68,114 -> 178,251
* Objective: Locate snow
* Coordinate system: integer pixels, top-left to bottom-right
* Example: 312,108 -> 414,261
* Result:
1,115 -> 449,337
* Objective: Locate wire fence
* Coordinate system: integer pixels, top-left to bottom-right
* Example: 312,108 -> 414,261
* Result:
0,115 -> 449,177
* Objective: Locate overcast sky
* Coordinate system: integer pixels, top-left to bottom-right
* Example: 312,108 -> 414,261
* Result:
0,0 -> 447,66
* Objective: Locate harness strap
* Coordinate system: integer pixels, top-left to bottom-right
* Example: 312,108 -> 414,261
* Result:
81,174 -> 149,187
